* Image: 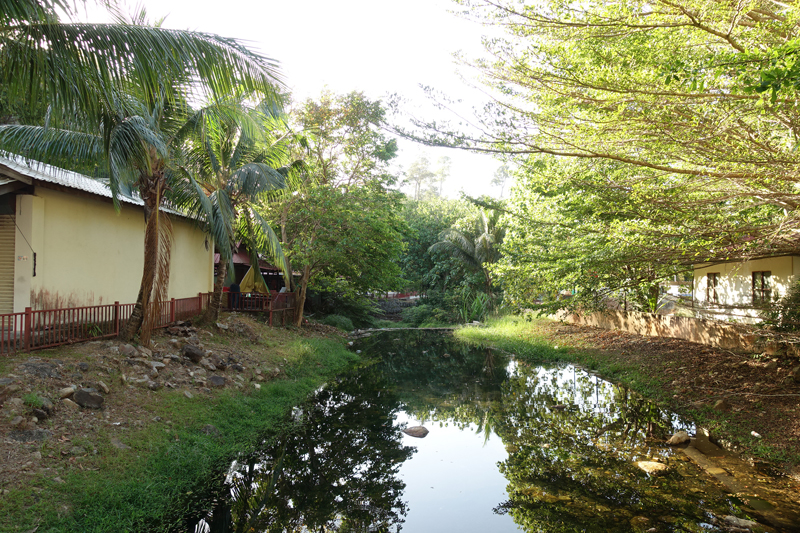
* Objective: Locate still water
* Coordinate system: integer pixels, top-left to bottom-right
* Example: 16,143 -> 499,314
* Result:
194,330 -> 798,532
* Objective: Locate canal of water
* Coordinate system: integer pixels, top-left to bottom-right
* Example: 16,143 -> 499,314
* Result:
193,330 -> 800,532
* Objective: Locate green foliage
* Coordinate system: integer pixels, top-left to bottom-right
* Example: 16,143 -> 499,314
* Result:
405,1 -> 800,310
400,304 -> 434,327
22,392 -> 43,409
321,314 -> 355,332
761,280 -> 800,331
458,289 -> 491,323
397,197 -> 473,293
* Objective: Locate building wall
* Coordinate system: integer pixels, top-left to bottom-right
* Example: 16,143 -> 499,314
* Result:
13,188 -> 212,312
693,256 -> 798,322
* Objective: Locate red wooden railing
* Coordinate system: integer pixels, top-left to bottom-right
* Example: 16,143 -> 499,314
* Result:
0,291 -> 297,356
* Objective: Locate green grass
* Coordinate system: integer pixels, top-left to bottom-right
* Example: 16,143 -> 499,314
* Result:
0,336 -> 359,533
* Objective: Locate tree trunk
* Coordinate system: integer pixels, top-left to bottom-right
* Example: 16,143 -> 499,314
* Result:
120,199 -> 159,341
203,260 -> 228,323
294,265 -> 311,327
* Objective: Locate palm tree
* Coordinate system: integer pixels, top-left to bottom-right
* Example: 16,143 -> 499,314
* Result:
0,1 -> 282,126
0,2 -> 284,343
428,208 -> 505,298
182,97 -> 294,323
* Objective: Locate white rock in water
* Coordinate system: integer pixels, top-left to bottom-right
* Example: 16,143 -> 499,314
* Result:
724,516 -> 760,529
635,461 -> 669,475
403,426 -> 429,438
666,431 -> 690,445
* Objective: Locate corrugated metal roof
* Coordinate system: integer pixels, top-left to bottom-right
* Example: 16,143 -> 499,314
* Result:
0,154 -> 145,207
0,154 -> 189,219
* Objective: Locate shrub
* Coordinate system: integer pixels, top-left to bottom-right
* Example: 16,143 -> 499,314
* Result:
401,304 -> 434,327
322,314 -> 355,332
762,280 -> 800,331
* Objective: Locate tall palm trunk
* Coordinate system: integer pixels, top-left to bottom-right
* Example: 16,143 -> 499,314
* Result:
204,259 -> 228,323
121,171 -> 170,344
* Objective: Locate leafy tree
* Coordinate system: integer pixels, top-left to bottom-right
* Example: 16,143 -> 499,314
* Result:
429,207 -> 505,299
494,157 -> 691,314
264,92 -> 406,326
402,154 -> 435,201
402,0 -> 800,280
398,197 -> 474,294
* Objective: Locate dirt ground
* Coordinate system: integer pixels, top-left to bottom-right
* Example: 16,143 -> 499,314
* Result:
537,320 -> 800,474
0,313 -> 344,499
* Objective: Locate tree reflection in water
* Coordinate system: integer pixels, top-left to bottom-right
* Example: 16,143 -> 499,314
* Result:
195,365 -> 415,533
493,363 -> 735,532
191,331 -> 749,533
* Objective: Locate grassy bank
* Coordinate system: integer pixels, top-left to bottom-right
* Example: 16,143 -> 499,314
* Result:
0,316 -> 358,533
456,316 -> 800,469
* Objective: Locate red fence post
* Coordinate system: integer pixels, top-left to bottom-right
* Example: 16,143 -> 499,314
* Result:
170,298 -> 176,323
24,307 -> 32,352
198,292 -> 203,315
114,301 -> 120,336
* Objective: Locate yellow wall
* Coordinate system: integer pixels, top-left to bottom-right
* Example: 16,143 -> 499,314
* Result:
693,256 -> 797,321
14,188 -> 212,311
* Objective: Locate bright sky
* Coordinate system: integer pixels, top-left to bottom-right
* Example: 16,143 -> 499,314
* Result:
81,0 -> 506,199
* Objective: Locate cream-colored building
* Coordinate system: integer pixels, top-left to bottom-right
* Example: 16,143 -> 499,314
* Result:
0,156 -> 213,314
693,256 -> 800,323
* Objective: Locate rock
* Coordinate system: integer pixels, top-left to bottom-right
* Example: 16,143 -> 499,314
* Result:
97,381 -> 110,394
253,383 -> 261,390
199,358 -> 217,371
254,368 -> 262,375
18,361 -> 61,379
183,390 -> 193,399
61,398 -> 80,410
110,438 -> 130,450
119,344 -> 138,357
53,477 -> 64,484
666,431 -> 691,445
792,366 -> 800,382
208,375 -> 226,388
10,415 -> 24,427
230,363 -> 244,372
40,397 -> 54,415
31,451 -> 42,461
138,346 -> 153,357
403,426 -> 429,438
765,360 -> 779,371
73,388 -> 104,409
151,361 -> 166,370
635,461 -> 669,475
147,381 -> 162,391
9,429 -> 51,442
32,408 -> 49,420
70,446 -> 87,456
215,322 -> 229,330
723,516 -> 760,529
5,397 -> 24,414
58,386 -> 75,399
182,344 -> 205,363
77,362 -> 89,371
0,378 -> 13,387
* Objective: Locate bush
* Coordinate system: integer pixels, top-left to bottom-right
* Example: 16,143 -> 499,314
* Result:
762,280 -> 800,331
322,314 -> 355,332
401,304 -> 434,327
